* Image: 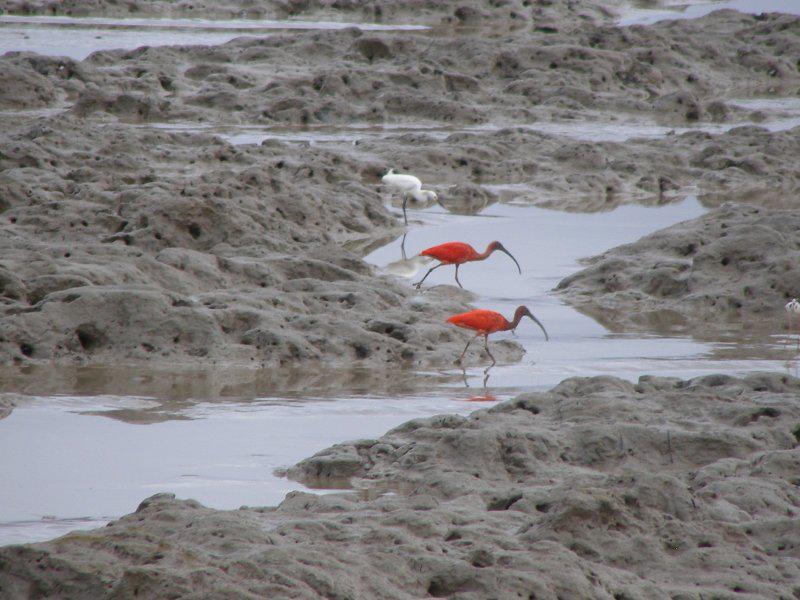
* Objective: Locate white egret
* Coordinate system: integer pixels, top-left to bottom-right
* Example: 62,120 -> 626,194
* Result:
381,169 -> 438,225
786,298 -> 800,349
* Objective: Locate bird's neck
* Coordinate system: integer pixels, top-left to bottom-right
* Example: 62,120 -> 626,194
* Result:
504,312 -> 523,331
476,245 -> 496,261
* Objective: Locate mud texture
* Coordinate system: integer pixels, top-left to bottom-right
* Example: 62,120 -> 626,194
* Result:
1,114 -> 515,368
556,203 -> 800,335
1,0 -> 618,25
2,373 -> 799,599
2,5 -> 800,365
0,394 -> 15,420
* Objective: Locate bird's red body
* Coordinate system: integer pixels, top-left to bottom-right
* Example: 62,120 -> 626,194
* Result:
447,309 -> 510,335
446,305 -> 549,365
414,240 -> 521,289
421,242 -> 480,265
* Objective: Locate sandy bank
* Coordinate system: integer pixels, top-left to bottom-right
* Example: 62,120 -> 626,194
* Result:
1,373 -> 798,598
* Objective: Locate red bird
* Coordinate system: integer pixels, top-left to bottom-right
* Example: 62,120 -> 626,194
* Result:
414,241 -> 521,289
447,305 -> 549,365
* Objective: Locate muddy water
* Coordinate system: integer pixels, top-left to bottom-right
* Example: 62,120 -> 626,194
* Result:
0,15 -> 426,60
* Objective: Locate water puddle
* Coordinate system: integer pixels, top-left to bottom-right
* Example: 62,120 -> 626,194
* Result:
619,0 -> 800,26
0,388 -> 505,546
366,198 -> 797,389
142,101 -> 800,148
3,194 -> 798,547
0,14 -> 426,60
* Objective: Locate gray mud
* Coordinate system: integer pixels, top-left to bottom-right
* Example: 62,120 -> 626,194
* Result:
2,7 -> 800,367
556,203 -> 800,336
0,395 -> 15,419
0,115 -> 526,368
2,0 -> 800,594
2,374 -> 799,598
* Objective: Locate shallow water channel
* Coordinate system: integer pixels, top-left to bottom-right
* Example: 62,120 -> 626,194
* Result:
3,196 -> 797,546
2,9 -> 800,547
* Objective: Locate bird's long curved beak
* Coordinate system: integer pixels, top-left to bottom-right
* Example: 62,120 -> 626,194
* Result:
527,312 -> 549,341
499,247 -> 522,274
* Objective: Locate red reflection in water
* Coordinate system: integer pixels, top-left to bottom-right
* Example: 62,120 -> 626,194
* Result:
465,394 -> 497,402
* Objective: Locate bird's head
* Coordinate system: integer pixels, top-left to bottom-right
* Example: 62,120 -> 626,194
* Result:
425,190 -> 438,202
489,241 -> 521,274
513,305 -> 549,341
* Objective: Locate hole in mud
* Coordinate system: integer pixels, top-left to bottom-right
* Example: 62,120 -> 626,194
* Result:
353,344 -> 370,359
76,325 -> 104,352
188,223 -> 202,239
535,502 -> 551,513
751,407 -> 780,420
426,578 -> 450,597
19,342 -> 34,357
487,493 -> 522,511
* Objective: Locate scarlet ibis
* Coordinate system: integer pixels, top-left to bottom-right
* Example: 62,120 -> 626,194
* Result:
381,169 -> 438,225
447,305 -> 549,366
786,298 -> 800,349
414,241 -> 521,289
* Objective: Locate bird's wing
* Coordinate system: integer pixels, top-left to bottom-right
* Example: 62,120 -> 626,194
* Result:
447,310 -> 506,334
382,173 -> 422,191
421,242 -> 474,263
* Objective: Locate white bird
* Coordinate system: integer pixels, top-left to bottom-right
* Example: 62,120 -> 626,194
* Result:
786,298 -> 800,349
381,168 -> 438,225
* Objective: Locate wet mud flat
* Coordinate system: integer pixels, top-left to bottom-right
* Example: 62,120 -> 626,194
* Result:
1,0 -> 800,597
2,373 -> 800,598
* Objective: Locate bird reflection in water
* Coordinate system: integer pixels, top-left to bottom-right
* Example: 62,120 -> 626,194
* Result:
461,365 -> 497,402
382,233 -> 435,279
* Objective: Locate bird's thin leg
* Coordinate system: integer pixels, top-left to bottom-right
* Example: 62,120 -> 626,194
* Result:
456,334 -> 480,365
483,334 -> 496,366
402,193 -> 408,225
793,312 -> 799,350
454,264 -> 463,288
482,365 -> 491,388
401,232 -> 408,261
414,263 -> 443,289
785,312 -> 791,346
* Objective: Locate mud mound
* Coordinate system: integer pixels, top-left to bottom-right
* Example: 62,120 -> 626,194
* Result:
0,64 -> 57,110
0,395 -> 15,420
0,0 -> 618,25
0,116 -> 520,367
555,203 -> 800,334
2,373 -> 799,598
361,124 -> 800,211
